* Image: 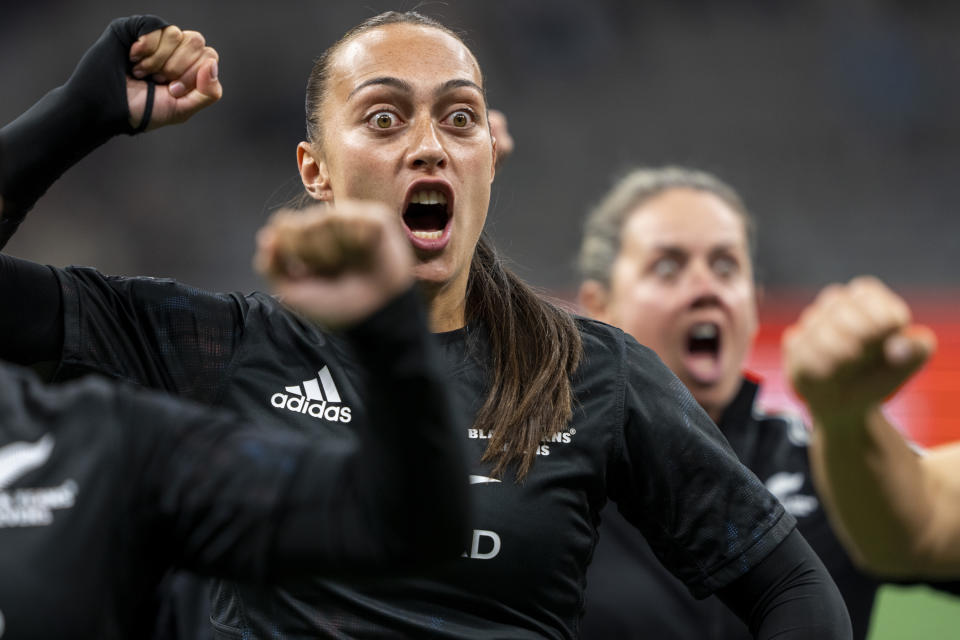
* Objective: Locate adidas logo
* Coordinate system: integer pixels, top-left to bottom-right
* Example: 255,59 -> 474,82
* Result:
270,366 -> 353,423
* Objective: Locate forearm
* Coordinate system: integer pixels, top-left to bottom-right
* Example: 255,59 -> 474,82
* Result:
812,407 -> 952,576
270,288 -> 469,575
344,287 -> 470,558
812,407 -> 930,573
0,15 -> 166,247
0,86 -> 119,233
716,528 -> 852,639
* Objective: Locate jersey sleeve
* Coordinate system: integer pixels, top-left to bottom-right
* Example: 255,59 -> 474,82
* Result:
716,528 -> 852,639
0,16 -> 169,246
607,335 -> 796,598
124,388 -> 307,580
0,254 -> 64,365
53,265 -> 244,403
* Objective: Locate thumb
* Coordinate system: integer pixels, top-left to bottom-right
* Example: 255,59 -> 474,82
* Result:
169,58 -> 222,122
195,58 -> 222,101
884,325 -> 936,369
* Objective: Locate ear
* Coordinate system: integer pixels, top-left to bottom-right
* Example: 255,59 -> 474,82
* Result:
297,141 -> 333,202
578,280 -> 611,323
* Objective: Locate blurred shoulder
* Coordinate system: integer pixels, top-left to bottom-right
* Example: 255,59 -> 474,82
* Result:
574,315 -> 669,372
754,406 -> 811,448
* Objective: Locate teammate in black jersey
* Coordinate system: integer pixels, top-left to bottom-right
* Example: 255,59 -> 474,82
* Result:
577,167 -> 884,639
1,13 -> 852,639
0,283 -> 468,639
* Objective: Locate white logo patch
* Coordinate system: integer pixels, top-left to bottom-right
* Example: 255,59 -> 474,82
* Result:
469,475 -> 502,485
0,434 -> 54,490
0,435 -> 77,528
765,471 -> 819,517
270,366 -> 353,423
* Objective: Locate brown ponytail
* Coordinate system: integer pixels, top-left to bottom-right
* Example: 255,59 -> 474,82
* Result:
466,235 -> 582,480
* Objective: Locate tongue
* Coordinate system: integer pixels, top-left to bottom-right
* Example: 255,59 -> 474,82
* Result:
683,352 -> 723,385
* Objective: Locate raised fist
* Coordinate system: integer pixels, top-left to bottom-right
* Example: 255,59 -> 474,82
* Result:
255,201 -> 415,328
783,276 -> 936,422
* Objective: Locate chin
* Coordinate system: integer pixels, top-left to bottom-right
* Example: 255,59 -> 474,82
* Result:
413,256 -> 469,288
413,267 -> 451,287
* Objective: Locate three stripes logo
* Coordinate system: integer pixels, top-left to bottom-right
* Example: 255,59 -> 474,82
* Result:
270,366 -> 353,423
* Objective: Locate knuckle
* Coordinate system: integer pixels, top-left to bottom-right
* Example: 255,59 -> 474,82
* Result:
163,25 -> 184,42
183,31 -> 206,47
816,283 -> 843,306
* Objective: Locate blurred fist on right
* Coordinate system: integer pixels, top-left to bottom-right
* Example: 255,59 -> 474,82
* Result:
783,276 -> 936,422
255,201 -> 415,329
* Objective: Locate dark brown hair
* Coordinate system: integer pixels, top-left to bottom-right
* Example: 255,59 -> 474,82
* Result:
304,11 -> 581,480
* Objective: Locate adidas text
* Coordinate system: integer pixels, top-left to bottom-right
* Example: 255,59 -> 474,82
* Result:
271,394 -> 352,423
271,366 -> 353,423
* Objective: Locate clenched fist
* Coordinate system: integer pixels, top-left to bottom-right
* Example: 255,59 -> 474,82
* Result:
783,276 -> 936,423
126,25 -> 222,130
255,201 -> 415,328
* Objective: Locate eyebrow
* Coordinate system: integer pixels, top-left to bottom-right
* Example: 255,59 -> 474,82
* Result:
435,78 -> 485,97
348,77 -> 412,99
347,76 -> 484,100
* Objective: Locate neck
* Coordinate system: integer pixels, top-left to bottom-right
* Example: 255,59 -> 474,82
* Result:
419,277 -> 468,333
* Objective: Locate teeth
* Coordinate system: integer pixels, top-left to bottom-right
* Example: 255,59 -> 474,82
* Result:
411,230 -> 443,240
411,190 -> 447,206
691,323 -> 718,339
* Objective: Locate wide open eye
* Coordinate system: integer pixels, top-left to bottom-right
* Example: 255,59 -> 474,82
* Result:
712,255 -> 739,278
369,111 -> 399,129
652,256 -> 681,279
445,110 -> 475,128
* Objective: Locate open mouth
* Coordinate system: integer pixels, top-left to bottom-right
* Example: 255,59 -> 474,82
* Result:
402,187 -> 452,250
688,322 -> 720,355
683,322 -> 723,385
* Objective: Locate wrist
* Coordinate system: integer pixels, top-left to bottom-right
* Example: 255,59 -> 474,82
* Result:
811,404 -> 884,445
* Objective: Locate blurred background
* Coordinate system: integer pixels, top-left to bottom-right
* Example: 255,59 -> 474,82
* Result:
2,2 -> 959,635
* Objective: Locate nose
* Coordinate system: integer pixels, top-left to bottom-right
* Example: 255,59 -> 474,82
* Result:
686,260 -> 723,308
406,117 -> 448,170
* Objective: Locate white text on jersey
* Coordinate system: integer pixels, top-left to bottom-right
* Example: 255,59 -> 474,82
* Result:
270,366 -> 353,423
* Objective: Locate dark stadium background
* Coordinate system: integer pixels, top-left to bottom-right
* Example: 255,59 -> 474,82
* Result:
2,2 -> 959,636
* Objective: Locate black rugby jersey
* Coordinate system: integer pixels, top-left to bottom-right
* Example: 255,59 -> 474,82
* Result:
0,288 -> 467,640
45,265 -> 795,639
582,378 -> 880,640
0,364 -> 299,639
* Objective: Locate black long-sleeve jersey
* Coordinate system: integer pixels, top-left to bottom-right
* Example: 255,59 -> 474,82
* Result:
582,378 -> 879,640
0,288 -> 469,640
582,378 -> 960,640
1,263 -> 819,638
